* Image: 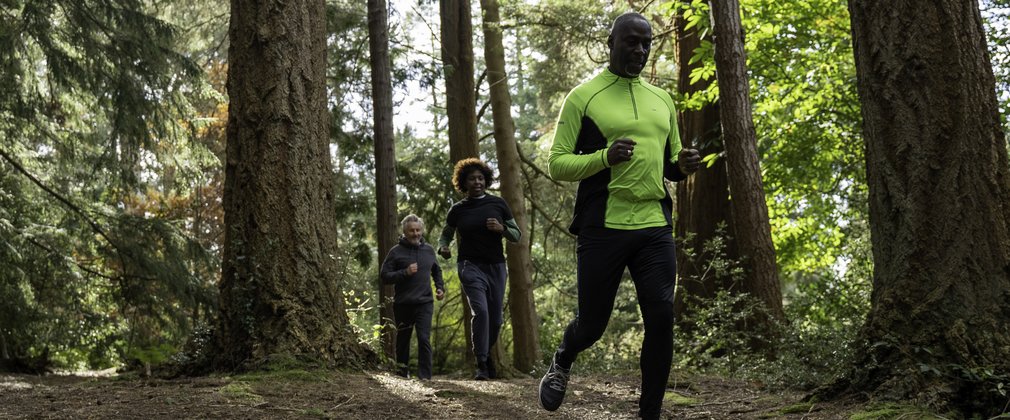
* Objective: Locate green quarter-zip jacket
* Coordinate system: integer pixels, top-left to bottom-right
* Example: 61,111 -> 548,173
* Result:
548,68 -> 686,235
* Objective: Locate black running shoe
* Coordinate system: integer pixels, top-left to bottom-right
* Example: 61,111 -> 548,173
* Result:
474,360 -> 490,380
486,357 -> 497,379
538,355 -> 571,411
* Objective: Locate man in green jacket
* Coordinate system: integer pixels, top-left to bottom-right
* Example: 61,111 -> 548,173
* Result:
537,11 -> 701,420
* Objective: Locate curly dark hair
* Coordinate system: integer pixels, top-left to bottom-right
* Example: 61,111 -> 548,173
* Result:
451,158 -> 494,194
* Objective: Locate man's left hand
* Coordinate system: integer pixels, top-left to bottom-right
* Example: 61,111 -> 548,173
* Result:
678,148 -> 702,175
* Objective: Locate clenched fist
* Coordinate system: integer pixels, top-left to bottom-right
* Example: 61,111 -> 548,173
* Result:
678,148 -> 702,175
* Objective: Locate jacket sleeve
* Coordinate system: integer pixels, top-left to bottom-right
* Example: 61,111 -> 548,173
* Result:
548,92 -> 610,182
502,218 -> 521,243
437,224 -> 456,250
432,257 -> 444,291
379,248 -> 405,284
663,93 -> 687,182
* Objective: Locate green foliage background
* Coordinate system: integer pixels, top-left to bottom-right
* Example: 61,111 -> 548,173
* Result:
0,0 -> 1006,399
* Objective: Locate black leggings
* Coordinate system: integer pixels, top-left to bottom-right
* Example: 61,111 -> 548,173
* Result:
556,226 -> 676,418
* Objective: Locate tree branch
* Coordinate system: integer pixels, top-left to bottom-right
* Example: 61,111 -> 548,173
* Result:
518,149 -> 564,187
23,235 -> 116,281
527,194 -> 575,240
477,100 -> 492,124
0,147 -> 114,246
478,130 -> 494,144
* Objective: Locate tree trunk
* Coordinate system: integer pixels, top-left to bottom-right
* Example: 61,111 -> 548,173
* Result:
709,0 -> 785,330
218,0 -> 372,369
439,0 -> 479,367
367,0 -> 398,362
673,1 -> 738,324
440,0 -> 480,164
839,0 -> 1010,414
479,0 -> 540,375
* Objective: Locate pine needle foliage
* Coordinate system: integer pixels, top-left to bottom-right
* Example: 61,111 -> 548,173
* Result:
0,0 -> 214,371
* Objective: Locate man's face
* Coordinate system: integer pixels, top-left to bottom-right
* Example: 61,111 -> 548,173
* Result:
608,18 -> 652,77
403,221 -> 423,246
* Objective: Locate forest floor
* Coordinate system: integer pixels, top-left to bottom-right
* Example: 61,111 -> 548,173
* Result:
0,369 -> 869,419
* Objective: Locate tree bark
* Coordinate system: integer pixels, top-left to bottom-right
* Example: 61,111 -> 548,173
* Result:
439,0 -> 479,366
440,0 -> 480,164
673,1 -> 738,324
367,0 -> 399,362
709,0 -> 785,330
218,0 -> 372,369
479,0 -> 540,375
839,0 -> 1010,413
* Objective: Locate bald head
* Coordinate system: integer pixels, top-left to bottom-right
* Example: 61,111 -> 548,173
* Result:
607,12 -> 652,77
610,12 -> 649,35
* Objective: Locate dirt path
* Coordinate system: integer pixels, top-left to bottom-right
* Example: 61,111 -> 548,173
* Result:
0,371 -> 857,419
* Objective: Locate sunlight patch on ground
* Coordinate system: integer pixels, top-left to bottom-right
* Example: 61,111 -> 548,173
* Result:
436,378 -> 553,418
51,368 -> 118,377
369,372 -> 440,403
440,378 -> 523,396
369,373 -> 551,418
0,376 -> 34,391
368,372 -> 479,418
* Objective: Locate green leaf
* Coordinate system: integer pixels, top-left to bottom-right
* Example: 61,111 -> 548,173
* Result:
702,152 -> 721,168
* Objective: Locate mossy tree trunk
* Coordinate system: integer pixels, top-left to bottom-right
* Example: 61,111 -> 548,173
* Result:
217,0 -> 372,369
841,0 -> 1010,414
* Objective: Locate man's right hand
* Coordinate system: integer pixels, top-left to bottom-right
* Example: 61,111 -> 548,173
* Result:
407,263 -> 418,275
607,138 -> 637,166
438,246 -> 451,259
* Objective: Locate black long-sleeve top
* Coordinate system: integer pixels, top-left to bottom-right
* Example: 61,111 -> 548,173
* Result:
379,237 -> 445,304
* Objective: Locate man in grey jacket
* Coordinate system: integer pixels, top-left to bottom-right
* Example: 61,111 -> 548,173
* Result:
380,214 -> 445,379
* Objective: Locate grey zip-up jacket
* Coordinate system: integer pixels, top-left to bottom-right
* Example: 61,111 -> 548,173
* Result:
379,237 -> 445,304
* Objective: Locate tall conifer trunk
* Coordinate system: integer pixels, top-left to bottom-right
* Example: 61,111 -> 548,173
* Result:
217,0 -> 371,369
839,0 -> 1010,413
674,1 -> 737,324
439,0 -> 480,366
479,0 -> 540,374
367,0 -> 399,361
440,0 -> 480,164
710,0 -> 785,332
